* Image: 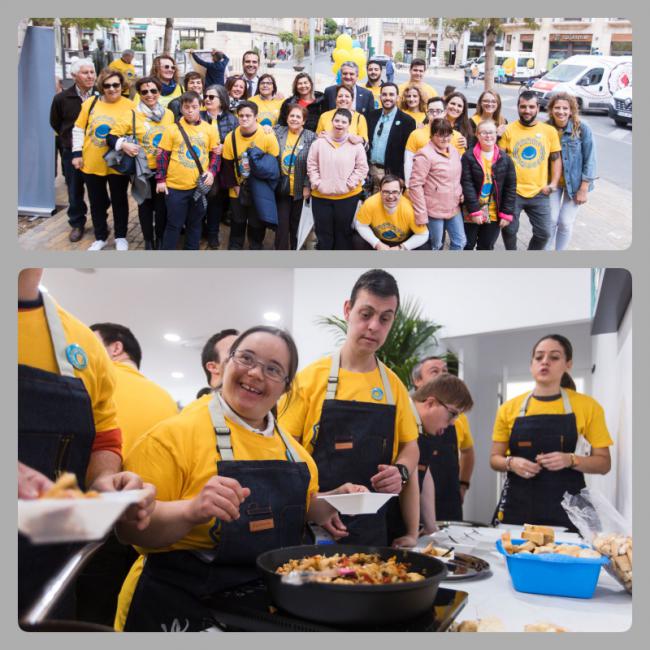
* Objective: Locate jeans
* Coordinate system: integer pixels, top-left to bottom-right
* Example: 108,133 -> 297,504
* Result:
137,175 -> 167,244
427,213 -> 466,250
61,149 -> 87,228
276,195 -> 303,250
162,188 -> 206,250
82,172 -> 130,241
464,220 -> 501,250
312,194 -> 360,249
501,192 -> 551,250
229,196 -> 267,249
206,188 -> 230,239
546,187 -> 580,251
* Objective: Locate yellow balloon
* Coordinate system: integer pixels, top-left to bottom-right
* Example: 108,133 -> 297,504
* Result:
331,62 -> 340,74
357,64 -> 367,81
351,47 -> 366,66
333,48 -> 349,65
336,34 -> 353,51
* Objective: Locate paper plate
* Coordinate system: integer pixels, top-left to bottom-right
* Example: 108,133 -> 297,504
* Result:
18,489 -> 148,544
317,492 -> 398,515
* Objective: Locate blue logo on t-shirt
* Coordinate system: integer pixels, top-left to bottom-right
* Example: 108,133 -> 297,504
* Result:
94,124 -> 110,139
260,117 -> 272,127
521,145 -> 537,161
152,133 -> 163,148
186,144 -> 202,160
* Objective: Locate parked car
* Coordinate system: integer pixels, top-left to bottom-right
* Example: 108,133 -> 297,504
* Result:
609,85 -> 632,127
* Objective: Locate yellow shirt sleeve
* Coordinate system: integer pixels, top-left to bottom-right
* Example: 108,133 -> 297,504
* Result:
357,114 -> 369,141
222,131 -> 234,160
157,125 -> 176,152
74,97 -> 92,131
455,413 -> 474,449
355,195 -> 374,225
264,130 -> 280,156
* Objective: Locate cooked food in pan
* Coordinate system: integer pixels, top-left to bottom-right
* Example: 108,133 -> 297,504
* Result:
39,472 -> 99,499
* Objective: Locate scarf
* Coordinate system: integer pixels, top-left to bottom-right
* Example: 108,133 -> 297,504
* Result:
160,80 -> 178,97
138,101 -> 166,123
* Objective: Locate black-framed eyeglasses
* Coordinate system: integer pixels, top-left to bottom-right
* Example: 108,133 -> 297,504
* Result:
427,108 -> 445,115
437,398 -> 461,423
140,88 -> 159,96
230,350 -> 288,384
204,94 -> 218,100
103,82 -> 121,90
381,189 -> 401,197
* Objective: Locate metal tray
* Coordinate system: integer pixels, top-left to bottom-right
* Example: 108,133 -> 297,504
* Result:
441,552 -> 491,581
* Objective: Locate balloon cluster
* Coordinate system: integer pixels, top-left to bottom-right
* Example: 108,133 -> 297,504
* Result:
331,34 -> 367,81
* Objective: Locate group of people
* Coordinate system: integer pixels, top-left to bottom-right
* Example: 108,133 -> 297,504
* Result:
50,52 -> 597,251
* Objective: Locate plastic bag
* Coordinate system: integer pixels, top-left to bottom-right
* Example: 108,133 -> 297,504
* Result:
296,199 -> 314,250
561,488 -> 632,593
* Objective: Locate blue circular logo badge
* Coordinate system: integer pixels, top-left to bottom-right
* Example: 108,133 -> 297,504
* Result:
65,344 -> 88,370
521,145 -> 537,161
371,387 -> 384,401
94,124 -> 110,139
186,144 -> 202,160
152,133 -> 163,148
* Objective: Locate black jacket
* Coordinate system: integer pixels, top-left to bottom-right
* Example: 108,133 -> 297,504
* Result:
50,85 -> 95,150
323,84 -> 375,116
461,144 -> 517,218
277,91 -> 325,132
366,109 -> 416,180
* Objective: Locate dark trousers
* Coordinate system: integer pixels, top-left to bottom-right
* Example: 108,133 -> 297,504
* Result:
276,195 -> 303,250
61,149 -> 87,228
464,221 -> 502,250
312,194 -> 360,250
229,196 -> 267,250
206,188 -> 230,239
501,192 -> 551,250
162,188 -> 206,250
82,172 -> 130,241
137,175 -> 167,244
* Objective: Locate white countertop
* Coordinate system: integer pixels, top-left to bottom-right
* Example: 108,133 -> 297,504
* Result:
418,525 -> 632,632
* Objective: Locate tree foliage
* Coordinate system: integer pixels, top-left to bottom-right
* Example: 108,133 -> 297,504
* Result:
324,18 -> 338,35
30,18 -> 118,30
278,31 -> 296,46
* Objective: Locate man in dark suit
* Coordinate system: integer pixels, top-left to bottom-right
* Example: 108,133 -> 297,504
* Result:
366,82 -> 416,193
323,61 -> 375,116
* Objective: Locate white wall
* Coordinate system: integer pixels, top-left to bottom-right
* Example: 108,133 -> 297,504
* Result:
291,268 -> 592,370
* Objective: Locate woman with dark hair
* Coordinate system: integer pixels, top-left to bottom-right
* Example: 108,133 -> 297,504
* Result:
545,92 -> 597,251
250,73 -> 283,127
273,103 -> 316,249
114,325 -> 365,631
147,55 -> 182,108
167,71 -> 204,120
225,75 -> 249,111
490,334 -> 613,530
72,68 -> 135,251
444,91 -> 472,154
316,85 -> 368,142
471,90 -> 508,137
277,72 -> 325,132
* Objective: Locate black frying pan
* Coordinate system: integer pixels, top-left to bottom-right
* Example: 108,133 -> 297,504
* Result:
257,544 -> 447,625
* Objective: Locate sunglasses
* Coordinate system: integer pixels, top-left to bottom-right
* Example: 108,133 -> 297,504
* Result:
204,94 -> 218,100
161,64 -> 176,70
140,88 -> 159,96
103,82 -> 121,90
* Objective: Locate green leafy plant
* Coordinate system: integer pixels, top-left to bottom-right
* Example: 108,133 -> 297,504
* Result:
179,39 -> 198,50
316,296 -> 453,387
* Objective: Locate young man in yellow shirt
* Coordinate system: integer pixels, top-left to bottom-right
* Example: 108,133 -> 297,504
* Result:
499,91 -> 562,250
398,58 -> 438,102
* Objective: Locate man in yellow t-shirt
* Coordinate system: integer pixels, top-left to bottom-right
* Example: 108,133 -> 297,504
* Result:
499,91 -> 562,250
279,269 -> 420,547
109,50 -> 137,97
156,91 -> 220,250
398,58 -> 438,102
353,175 -> 429,250
221,101 -> 280,250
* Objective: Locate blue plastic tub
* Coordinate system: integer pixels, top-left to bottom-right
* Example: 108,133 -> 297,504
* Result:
496,539 -> 609,599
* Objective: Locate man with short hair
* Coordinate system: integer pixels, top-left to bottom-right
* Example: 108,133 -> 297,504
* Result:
167,71 -> 204,120
411,356 -> 476,521
280,269 -> 420,547
366,82 -> 416,191
324,61 -> 375,115
499,91 -> 562,250
49,57 -> 96,242
365,60 -> 383,109
385,57 -> 395,83
241,50 -> 260,95
189,48 -> 230,87
109,49 -> 136,97
398,58 -> 437,102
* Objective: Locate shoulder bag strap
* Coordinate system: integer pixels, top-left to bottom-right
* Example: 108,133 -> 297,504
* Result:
231,128 -> 241,184
83,95 -> 100,135
177,121 -> 203,175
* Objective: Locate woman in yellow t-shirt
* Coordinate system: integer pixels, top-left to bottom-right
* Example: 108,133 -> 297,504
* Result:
490,334 -> 613,530
316,85 -> 368,143
399,85 -> 427,126
72,68 -> 135,251
114,326 -> 366,631
470,90 -> 508,137
250,73 -> 284,127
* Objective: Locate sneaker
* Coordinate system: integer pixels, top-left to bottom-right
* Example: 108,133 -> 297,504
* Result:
115,238 -> 129,251
88,239 -> 107,251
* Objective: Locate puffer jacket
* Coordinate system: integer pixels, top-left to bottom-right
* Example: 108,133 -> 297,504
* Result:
408,142 -> 463,223
247,145 -> 280,225
306,134 -> 368,197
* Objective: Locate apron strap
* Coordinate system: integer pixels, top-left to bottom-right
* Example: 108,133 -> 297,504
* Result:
519,388 -> 573,417
275,423 -> 300,463
326,350 -> 394,405
408,397 -> 423,436
42,293 -> 75,378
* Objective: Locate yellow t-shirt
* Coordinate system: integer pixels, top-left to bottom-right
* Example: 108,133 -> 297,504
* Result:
222,126 -> 280,198
180,392 -> 213,415
316,109 -> 369,142
18,300 -> 120,455
499,121 -> 562,198
356,192 -> 427,244
250,96 -> 284,127
403,109 -> 426,127
366,84 -> 382,109
108,58 -> 137,96
398,81 -> 437,102
158,117 -> 220,191
74,96 -> 136,176
115,405 -> 319,630
405,126 -> 464,156
112,362 -> 178,459
278,356 -> 419,459
280,129 -> 301,195
455,413 -> 474,450
492,390 -> 613,449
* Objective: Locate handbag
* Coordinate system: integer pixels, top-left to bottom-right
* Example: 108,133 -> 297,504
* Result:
231,130 -> 253,207
277,131 -> 302,197
104,109 -> 137,175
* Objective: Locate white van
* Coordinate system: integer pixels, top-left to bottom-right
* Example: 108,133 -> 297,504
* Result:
530,55 -> 632,113
477,51 -> 537,82
609,85 -> 632,127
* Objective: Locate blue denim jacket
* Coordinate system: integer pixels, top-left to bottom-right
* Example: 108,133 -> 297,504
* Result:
553,119 -> 597,198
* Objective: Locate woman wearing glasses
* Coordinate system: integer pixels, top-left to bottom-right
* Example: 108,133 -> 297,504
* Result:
72,68 -> 135,251
470,90 -> 508,138
250,74 -> 283,127
148,55 -> 182,108
114,326 -> 365,631
353,174 -> 429,250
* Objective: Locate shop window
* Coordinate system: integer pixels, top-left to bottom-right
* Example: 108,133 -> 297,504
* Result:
611,41 -> 632,55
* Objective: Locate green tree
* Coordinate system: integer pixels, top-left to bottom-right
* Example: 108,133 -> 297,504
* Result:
443,18 -> 538,90
279,31 -> 296,46
30,18 -> 118,48
324,18 -> 338,35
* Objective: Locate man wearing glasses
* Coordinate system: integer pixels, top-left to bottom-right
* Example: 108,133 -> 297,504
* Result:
411,357 -> 476,522
366,82 -> 416,193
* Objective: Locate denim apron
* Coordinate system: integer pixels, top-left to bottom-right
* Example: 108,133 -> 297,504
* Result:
311,352 -> 396,546
494,390 -> 585,531
123,394 -> 311,631
18,294 -> 96,616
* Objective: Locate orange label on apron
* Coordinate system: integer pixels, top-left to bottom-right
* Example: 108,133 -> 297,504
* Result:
518,441 -> 532,448
249,518 -> 275,533
418,464 -> 427,471
335,441 -> 354,450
